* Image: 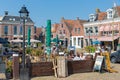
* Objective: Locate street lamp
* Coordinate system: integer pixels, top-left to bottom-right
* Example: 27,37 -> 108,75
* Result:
19,5 -> 29,68
19,5 -> 29,80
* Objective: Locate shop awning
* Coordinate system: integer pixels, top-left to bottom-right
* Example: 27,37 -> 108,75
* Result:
99,26 -> 104,31
104,25 -> 110,31
99,25 -> 120,31
98,36 -> 119,41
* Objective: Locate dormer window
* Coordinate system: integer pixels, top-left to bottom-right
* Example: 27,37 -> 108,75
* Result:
106,9 -> 114,19
89,14 -> 96,22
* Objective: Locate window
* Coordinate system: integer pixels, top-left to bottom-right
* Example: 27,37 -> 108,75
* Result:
106,9 -> 113,19
95,27 -> 98,33
78,28 -> 80,33
81,38 -> 83,48
74,38 -> 76,45
74,28 -> 77,33
63,30 -> 65,34
59,30 -> 62,34
4,26 -> 8,35
20,26 -> 23,35
85,28 -> 88,33
89,27 -> 93,33
89,14 -> 96,22
14,26 -> 17,35
78,38 -> 80,46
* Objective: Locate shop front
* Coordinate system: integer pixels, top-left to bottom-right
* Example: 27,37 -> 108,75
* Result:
98,36 -> 119,50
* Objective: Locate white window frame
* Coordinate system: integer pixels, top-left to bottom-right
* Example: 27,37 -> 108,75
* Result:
106,9 -> 113,19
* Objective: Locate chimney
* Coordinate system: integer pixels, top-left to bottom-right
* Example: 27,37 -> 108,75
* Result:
76,17 -> 79,20
96,8 -> 100,13
61,17 -> 64,20
4,11 -> 8,16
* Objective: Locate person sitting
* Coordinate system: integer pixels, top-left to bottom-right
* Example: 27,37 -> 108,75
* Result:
79,53 -> 85,60
3,48 -> 8,55
73,53 -> 80,61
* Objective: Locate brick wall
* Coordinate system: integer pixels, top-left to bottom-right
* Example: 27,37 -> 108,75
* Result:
30,62 -> 54,77
68,60 -> 95,74
30,60 -> 95,77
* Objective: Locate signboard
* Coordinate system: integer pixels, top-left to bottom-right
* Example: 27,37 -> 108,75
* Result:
93,56 -> 104,72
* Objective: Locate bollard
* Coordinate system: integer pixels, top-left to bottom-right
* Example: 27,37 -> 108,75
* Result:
57,56 -> 68,78
13,53 -> 19,79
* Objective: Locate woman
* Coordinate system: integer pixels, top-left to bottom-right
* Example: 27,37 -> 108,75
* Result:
79,53 -> 85,60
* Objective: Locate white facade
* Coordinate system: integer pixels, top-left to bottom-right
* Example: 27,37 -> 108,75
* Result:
71,36 -> 84,48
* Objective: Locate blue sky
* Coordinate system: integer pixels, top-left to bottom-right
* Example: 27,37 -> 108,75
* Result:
0,0 -> 119,27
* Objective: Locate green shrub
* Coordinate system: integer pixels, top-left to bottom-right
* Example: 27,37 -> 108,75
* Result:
84,46 -> 96,53
26,48 -> 32,54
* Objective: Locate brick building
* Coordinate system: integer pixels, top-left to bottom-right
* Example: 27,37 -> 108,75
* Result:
0,11 -> 35,41
83,5 -> 120,50
52,17 -> 86,48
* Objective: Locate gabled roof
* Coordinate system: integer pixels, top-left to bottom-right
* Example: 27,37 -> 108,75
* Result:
52,23 -> 60,33
2,15 -> 34,23
63,19 -> 87,32
64,20 -> 75,32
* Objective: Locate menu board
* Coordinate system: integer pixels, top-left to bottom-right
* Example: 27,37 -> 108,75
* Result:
93,56 -> 104,72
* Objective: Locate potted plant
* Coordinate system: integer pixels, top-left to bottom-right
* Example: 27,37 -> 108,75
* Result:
5,59 -> 13,79
84,46 -> 96,60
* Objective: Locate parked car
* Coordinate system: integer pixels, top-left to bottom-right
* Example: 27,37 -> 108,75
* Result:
110,50 -> 120,63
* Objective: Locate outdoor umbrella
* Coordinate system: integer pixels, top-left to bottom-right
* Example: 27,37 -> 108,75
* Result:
0,38 -> 9,44
10,39 -> 23,43
51,37 -> 62,43
92,40 -> 101,45
25,39 -> 41,43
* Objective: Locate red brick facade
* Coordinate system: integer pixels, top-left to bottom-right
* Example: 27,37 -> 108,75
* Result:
52,17 -> 86,47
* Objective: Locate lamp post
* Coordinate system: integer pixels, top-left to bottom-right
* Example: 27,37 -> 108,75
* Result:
19,5 -> 29,80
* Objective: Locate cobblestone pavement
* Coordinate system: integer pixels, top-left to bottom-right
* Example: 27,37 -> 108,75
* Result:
0,63 -> 120,80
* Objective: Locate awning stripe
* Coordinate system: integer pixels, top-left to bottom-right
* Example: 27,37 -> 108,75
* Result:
98,36 -> 119,41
